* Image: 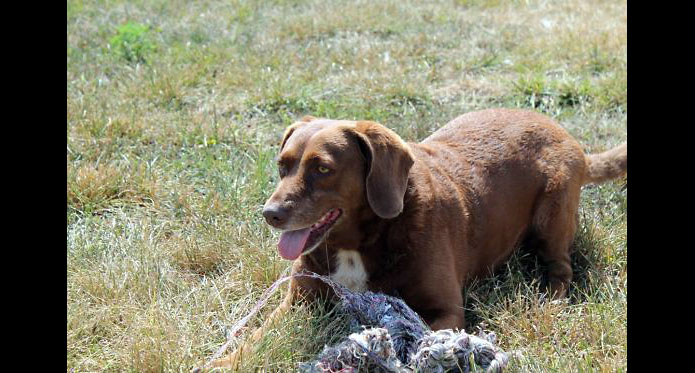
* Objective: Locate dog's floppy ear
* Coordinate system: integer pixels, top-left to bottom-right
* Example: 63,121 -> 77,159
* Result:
351,121 -> 414,219
280,116 -> 317,151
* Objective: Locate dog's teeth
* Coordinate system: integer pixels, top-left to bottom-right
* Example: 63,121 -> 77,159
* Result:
310,210 -> 340,231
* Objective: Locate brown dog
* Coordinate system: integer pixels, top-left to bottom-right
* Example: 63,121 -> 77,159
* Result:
202,108 -> 627,370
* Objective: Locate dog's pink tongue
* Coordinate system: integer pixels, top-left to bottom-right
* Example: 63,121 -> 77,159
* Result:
278,228 -> 311,260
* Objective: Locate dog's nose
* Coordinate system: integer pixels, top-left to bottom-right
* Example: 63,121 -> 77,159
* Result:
262,205 -> 289,228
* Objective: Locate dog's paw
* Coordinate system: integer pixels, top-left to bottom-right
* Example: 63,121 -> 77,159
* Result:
190,365 -> 208,373
549,298 -> 569,306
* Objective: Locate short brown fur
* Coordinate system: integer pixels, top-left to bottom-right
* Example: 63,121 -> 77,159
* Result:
200,108 -> 626,370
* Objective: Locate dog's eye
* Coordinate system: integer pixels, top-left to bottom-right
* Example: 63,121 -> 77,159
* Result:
317,165 -> 331,174
278,165 -> 288,178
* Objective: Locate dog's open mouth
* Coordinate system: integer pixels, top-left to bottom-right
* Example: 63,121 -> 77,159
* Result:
277,208 -> 342,260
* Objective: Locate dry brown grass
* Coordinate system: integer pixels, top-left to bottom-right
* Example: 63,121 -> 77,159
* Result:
67,0 -> 626,371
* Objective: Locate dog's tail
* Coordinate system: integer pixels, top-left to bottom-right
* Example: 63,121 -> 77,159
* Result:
583,142 -> 627,184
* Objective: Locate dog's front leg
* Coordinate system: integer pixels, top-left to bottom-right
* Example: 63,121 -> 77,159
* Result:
203,286 -> 296,371
193,261 -> 306,372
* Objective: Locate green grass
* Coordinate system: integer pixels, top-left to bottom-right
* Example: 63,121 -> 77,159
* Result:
67,0 -> 627,371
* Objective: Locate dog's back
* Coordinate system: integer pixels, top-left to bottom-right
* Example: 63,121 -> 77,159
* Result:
410,108 -> 625,292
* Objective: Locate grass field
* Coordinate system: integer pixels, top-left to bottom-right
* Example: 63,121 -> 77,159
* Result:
67,0 -> 627,371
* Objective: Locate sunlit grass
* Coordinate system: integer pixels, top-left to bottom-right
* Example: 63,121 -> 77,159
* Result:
67,0 -> 626,371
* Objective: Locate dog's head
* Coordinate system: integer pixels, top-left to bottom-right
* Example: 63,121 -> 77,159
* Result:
263,116 -> 415,260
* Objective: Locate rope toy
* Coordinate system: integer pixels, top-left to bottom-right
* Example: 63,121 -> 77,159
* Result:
210,271 -> 510,372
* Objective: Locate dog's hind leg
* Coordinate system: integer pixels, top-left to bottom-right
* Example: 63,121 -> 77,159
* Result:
531,186 -> 582,299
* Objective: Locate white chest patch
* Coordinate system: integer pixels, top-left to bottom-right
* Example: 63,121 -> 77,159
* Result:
331,250 -> 368,292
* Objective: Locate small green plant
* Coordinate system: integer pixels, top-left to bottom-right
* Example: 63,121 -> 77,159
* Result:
109,22 -> 155,63
68,0 -> 627,370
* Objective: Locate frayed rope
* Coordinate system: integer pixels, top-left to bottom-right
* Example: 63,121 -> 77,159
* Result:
210,271 -> 510,372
